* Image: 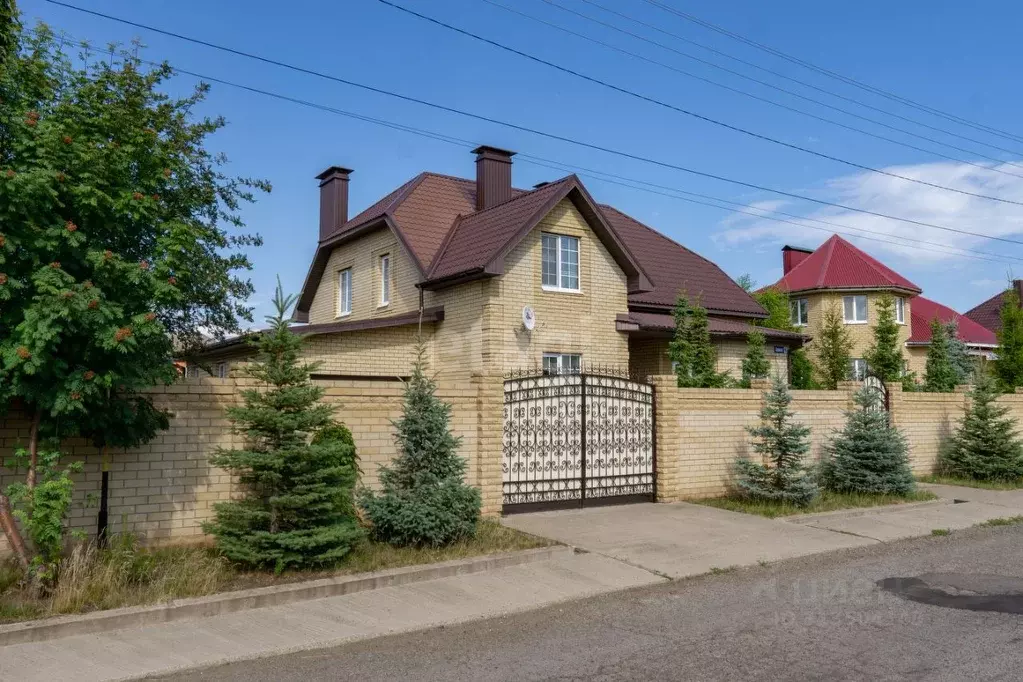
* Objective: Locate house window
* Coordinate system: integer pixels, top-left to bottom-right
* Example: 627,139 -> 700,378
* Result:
338,268 -> 352,317
849,358 -> 868,381
215,362 -> 229,379
895,297 -> 905,324
379,254 -> 390,307
541,233 -> 580,291
843,295 -> 868,323
790,298 -> 809,326
185,365 -> 200,379
542,353 -> 582,375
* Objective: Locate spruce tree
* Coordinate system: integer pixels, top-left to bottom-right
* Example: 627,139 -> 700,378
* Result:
941,372 -> 1023,481
668,295 -> 697,387
945,320 -> 974,385
741,329 -> 770,387
814,305 -> 853,390
820,387 -> 915,495
924,318 -> 958,392
734,376 -> 818,506
864,293 -> 904,382
360,343 -> 482,546
204,283 -> 363,572
669,296 -> 728,388
996,287 -> 1023,391
789,348 -> 817,389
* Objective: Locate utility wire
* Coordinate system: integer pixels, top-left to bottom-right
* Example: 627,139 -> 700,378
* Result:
575,0 -> 1023,158
520,0 -> 1023,177
38,1 -> 1023,247
642,0 -> 1023,147
373,0 -> 1023,207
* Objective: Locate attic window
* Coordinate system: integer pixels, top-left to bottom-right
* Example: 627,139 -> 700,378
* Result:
338,268 -> 352,317
541,233 -> 580,292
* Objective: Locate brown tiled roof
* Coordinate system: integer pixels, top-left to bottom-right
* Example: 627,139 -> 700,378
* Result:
622,311 -> 807,341
600,206 -> 766,317
965,290 -> 1006,334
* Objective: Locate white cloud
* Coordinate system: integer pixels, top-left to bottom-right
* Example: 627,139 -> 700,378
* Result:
970,278 -> 1004,288
714,160 -> 1023,266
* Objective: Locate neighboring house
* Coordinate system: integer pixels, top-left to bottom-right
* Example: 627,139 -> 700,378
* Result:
965,279 -> 1020,335
766,235 -> 995,379
200,146 -> 803,380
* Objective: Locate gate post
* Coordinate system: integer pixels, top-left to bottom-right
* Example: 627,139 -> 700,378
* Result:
649,376 -> 681,503
475,373 -> 505,517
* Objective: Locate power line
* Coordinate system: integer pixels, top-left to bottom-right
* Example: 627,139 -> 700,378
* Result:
574,0 -> 1023,159
373,0 -> 1023,208
520,0 -> 1023,177
38,1 -> 1023,247
642,0 -> 1023,147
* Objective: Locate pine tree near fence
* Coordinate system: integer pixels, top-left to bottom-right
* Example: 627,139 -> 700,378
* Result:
734,376 -> 819,506
941,372 -> 1023,482
814,306 -> 853,390
360,342 -> 482,547
741,329 -> 771,387
924,319 -> 958,393
669,295 -> 729,388
864,293 -> 904,383
820,387 -> 915,495
204,283 -> 363,573
944,320 -> 974,385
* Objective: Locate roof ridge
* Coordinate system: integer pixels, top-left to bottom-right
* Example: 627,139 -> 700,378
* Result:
461,175 -> 573,219
817,235 -> 840,289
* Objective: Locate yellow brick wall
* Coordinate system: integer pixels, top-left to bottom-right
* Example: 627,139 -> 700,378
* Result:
307,226 -> 422,324
629,337 -> 792,383
796,291 -> 913,367
715,339 -> 790,384
300,324 -> 435,377
486,198 -> 630,372
906,346 -> 928,377
430,280 -> 485,378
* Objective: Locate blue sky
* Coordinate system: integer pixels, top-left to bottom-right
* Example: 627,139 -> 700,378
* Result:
19,0 -> 1023,321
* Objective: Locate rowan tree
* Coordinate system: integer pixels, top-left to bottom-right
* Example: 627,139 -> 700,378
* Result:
0,19 -> 265,567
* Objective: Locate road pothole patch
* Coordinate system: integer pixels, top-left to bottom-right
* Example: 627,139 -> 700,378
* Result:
878,573 -> 1023,614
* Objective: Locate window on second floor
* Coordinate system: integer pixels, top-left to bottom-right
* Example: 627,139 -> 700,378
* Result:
843,295 -> 868,324
848,358 -> 868,381
379,254 -> 390,307
338,268 -> 352,317
543,352 -> 582,375
895,296 -> 906,324
790,298 -> 809,326
541,233 -> 580,292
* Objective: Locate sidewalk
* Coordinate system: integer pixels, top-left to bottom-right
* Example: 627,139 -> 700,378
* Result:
2,483 -> 1021,681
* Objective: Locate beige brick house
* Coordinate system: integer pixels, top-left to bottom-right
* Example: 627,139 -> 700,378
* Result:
202,146 -> 804,380
766,236 -> 995,379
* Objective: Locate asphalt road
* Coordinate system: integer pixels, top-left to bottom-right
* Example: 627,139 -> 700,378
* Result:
160,525 -> 1023,681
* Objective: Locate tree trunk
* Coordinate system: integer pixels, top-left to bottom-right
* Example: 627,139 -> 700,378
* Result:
25,409 -> 40,490
0,492 -> 29,570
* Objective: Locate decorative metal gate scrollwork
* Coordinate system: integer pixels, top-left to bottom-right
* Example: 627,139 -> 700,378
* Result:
502,371 -> 655,512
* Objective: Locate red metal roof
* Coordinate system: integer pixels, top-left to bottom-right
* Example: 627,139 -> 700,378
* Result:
771,235 -> 921,294
910,296 -> 997,346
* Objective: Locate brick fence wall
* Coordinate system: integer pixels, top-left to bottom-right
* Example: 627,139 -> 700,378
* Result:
0,372 -> 504,554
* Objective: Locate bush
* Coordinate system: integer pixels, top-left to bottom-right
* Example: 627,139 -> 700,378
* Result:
360,343 -> 481,546
734,376 -> 818,506
820,387 -> 915,495
941,372 -> 1023,481
312,423 -> 361,475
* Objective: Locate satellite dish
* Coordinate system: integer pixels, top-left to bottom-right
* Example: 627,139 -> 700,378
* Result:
522,306 -> 536,331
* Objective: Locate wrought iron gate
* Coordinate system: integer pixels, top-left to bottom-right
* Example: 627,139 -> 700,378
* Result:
863,372 -> 890,413
502,371 -> 655,513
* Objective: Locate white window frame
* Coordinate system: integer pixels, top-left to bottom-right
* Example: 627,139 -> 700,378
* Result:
541,233 -> 581,293
843,295 -> 868,324
338,268 -> 352,317
185,365 -> 200,379
215,362 -> 229,379
849,358 -> 868,381
379,254 -> 390,307
895,296 -> 905,325
542,353 -> 582,375
790,298 -> 809,327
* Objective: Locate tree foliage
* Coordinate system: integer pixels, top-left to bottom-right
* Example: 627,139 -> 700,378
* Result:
734,376 -> 818,506
995,287 -> 1023,391
789,348 -> 817,389
741,329 -> 770,387
813,305 -> 853,390
204,284 -> 363,572
751,287 -> 796,333
360,342 -> 481,547
944,320 -> 974,386
0,17 -> 266,566
668,295 -> 729,388
820,387 -> 915,495
941,372 -> 1023,482
864,294 -> 903,382
924,318 -> 958,393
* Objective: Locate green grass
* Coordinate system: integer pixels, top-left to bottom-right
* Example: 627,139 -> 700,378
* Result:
918,475 -> 1023,490
977,515 -> 1023,528
694,490 -> 938,519
931,528 -> 951,536
0,521 -> 551,624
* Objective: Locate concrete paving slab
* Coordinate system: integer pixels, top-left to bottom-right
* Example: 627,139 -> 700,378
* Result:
798,500 -> 1020,541
922,483 -> 1023,509
0,551 -> 662,682
502,502 -> 877,578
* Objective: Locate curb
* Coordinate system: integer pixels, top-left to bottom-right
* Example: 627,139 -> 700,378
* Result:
0,545 -> 569,647
782,498 -> 949,524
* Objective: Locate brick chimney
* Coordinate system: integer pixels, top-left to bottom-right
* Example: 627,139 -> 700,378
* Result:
473,145 -> 515,211
782,245 -> 814,275
316,166 -> 353,242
